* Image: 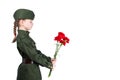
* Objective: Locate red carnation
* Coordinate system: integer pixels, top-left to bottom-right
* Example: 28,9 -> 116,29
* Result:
48,32 -> 70,77
54,32 -> 65,42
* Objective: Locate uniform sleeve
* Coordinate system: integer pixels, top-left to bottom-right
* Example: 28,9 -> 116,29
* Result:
37,50 -> 52,62
18,38 -> 53,69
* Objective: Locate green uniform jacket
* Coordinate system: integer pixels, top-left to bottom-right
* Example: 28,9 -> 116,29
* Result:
16,30 -> 52,80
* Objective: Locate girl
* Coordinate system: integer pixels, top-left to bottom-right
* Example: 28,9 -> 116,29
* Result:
12,9 -> 55,80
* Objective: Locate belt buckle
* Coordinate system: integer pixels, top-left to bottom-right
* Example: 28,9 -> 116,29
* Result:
31,61 -> 34,64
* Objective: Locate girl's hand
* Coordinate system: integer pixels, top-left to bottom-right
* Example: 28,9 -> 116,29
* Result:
51,58 -> 56,70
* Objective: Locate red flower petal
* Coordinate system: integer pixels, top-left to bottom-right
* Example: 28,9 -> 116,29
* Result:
54,32 -> 70,45
58,32 -> 65,37
60,40 -> 66,46
54,32 -> 65,42
58,32 -> 65,39
63,37 -> 70,43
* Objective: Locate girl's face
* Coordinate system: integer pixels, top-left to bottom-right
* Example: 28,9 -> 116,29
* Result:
19,19 -> 33,31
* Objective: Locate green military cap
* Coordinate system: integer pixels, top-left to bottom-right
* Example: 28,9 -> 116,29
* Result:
13,9 -> 35,20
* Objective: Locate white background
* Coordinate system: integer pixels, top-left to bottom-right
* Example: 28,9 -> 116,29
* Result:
0,0 -> 120,80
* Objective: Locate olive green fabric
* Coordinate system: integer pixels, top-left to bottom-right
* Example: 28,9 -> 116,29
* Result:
16,30 -> 52,80
13,9 -> 35,20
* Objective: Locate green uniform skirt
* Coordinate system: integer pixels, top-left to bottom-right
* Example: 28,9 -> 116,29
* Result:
17,63 -> 42,80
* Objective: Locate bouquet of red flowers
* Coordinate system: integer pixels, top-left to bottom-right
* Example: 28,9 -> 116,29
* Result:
48,32 -> 70,77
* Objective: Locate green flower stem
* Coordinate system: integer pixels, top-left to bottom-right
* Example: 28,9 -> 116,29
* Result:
48,43 -> 62,77
48,69 -> 52,77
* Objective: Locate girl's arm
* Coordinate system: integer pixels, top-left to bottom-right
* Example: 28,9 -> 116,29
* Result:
18,37 -> 53,69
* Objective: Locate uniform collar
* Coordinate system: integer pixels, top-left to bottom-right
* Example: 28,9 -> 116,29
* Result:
18,30 -> 30,38
18,30 -> 29,34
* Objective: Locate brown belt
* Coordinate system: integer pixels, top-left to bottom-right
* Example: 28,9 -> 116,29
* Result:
22,58 -> 34,64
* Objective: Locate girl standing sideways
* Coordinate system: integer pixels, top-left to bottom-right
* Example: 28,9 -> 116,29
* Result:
12,8 -> 55,80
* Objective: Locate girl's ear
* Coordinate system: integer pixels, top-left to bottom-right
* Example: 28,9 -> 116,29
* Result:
19,19 -> 24,26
